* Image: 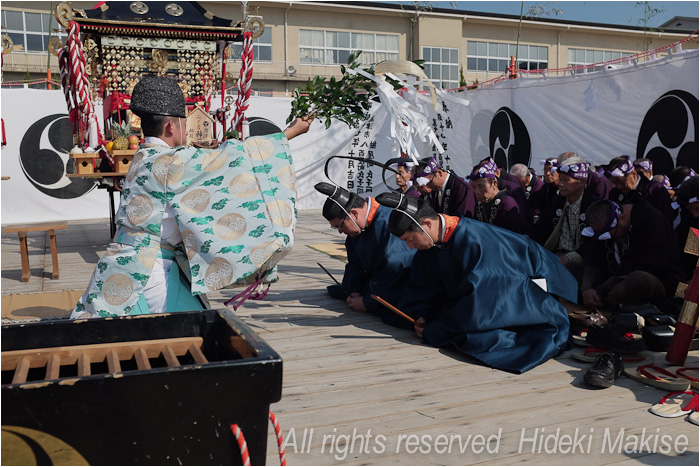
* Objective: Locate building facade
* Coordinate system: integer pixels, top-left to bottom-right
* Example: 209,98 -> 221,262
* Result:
1,1 -> 697,93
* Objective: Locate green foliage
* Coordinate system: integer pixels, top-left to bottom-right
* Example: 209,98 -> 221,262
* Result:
459,65 -> 467,87
287,50 -> 381,129
225,129 -> 240,140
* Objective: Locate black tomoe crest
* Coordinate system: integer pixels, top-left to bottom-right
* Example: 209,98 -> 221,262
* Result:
637,90 -> 698,175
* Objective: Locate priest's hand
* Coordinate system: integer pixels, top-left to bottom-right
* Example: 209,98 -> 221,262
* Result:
582,289 -> 602,308
347,293 -> 368,312
414,317 -> 426,338
283,114 -> 314,140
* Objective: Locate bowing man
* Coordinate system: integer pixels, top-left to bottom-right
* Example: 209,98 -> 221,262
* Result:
315,183 -> 415,326
376,193 -> 577,373
580,196 -> 684,311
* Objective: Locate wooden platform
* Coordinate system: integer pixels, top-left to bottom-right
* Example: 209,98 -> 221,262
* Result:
2,211 -> 698,465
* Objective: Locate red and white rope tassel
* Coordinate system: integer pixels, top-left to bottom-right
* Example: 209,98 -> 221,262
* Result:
269,411 -> 287,466
231,424 -> 251,466
231,31 -> 254,139
61,20 -> 111,165
231,411 -> 286,466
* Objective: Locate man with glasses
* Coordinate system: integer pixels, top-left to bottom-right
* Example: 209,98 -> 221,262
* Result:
315,182 -> 415,327
375,192 -> 577,373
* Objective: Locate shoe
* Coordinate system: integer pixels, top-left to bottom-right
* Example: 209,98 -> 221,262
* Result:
584,351 -> 624,388
649,391 -> 698,418
586,323 -> 646,353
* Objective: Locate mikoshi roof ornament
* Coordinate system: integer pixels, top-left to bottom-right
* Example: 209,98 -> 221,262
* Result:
348,60 -> 452,166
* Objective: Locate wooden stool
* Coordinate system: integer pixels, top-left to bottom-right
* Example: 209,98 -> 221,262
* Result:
4,222 -> 68,282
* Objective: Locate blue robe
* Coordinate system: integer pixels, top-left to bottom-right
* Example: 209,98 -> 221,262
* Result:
333,202 -> 416,326
399,216 -> 577,373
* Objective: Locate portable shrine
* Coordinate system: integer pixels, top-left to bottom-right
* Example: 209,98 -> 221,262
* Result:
2,309 -> 282,465
56,0 -> 264,175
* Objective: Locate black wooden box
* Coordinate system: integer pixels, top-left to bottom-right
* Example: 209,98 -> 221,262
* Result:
1,309 -> 282,465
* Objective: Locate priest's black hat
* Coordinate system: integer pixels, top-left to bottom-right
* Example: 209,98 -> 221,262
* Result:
376,192 -> 424,237
130,75 -> 186,118
315,182 -> 353,221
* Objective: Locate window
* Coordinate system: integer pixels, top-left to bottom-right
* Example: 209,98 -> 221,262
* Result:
232,26 -> 272,62
299,29 -> 399,66
567,48 -> 627,73
1,10 -> 65,53
467,41 -> 548,73
422,46 -> 459,89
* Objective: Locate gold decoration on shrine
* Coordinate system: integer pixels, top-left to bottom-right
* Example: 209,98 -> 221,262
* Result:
245,16 -> 265,40
48,37 -> 64,56
151,48 -> 169,73
55,2 -> 73,28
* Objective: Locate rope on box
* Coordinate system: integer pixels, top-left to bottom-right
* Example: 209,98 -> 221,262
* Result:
231,411 -> 287,466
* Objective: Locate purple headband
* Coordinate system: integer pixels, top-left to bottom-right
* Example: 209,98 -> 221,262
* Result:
541,158 -> 559,168
634,160 -> 653,172
675,169 -> 698,189
469,159 -> 498,180
609,158 -> 635,177
413,157 -> 439,186
558,162 -> 590,180
582,200 -> 621,241
660,175 -> 671,189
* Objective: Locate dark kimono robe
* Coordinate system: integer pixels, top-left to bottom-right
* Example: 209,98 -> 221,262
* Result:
532,192 -> 600,248
474,191 -> 528,235
586,168 -> 614,200
608,176 -> 674,224
399,215 -> 577,373
499,172 -> 529,214
524,172 -> 546,219
428,172 -> 476,218
331,201 -> 416,325
580,197 -> 684,297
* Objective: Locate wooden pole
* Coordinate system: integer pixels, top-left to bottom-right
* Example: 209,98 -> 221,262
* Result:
370,294 -> 415,324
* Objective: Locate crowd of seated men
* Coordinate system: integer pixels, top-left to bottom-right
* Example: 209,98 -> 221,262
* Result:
404,153 -> 698,310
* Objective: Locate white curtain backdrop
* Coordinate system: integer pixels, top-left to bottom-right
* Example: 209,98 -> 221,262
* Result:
1,48 -> 697,224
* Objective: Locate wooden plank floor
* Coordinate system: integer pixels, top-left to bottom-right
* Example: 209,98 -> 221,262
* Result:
2,211 -> 698,465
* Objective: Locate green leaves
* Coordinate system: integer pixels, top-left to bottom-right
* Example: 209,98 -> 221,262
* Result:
286,50 -> 377,129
